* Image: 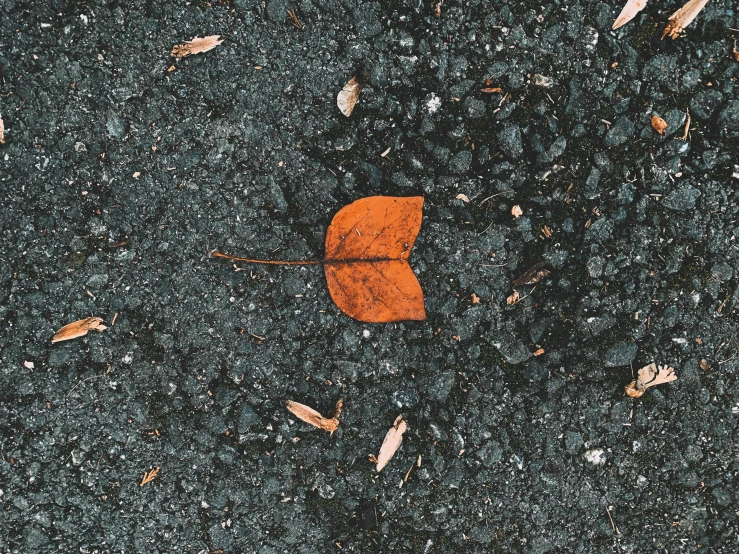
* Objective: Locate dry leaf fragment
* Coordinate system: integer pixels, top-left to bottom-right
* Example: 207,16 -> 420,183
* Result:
625,363 -> 677,398
0,114 -> 4,144
456,193 -> 470,203
284,398 -> 343,433
51,317 -> 107,343
481,87 -> 502,93
511,205 -> 523,218
506,290 -> 520,305
376,415 -> 407,472
651,115 -> 668,135
512,261 -> 550,286
471,293 -> 480,304
534,348 -> 545,356
140,466 -> 160,487
661,0 -> 709,40
612,0 -> 648,29
733,41 -> 739,61
170,35 -> 224,58
337,76 -> 360,117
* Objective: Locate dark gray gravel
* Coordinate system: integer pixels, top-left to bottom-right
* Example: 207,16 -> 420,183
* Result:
1,0 -> 739,552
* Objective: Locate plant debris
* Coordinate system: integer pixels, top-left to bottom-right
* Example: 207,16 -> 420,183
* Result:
376,415 -> 407,472
170,35 -> 224,58
287,9 -> 303,30
456,193 -> 470,203
512,261 -> 550,286
337,76 -> 360,117
506,290 -> 520,305
651,115 -> 668,135
661,0 -> 709,40
612,0 -> 648,29
481,87 -> 502,93
0,114 -> 4,144
511,205 -> 523,218
214,196 -> 426,323
625,363 -> 678,398
51,317 -> 107,343
140,466 -> 160,487
733,41 -> 739,61
283,398 -> 343,433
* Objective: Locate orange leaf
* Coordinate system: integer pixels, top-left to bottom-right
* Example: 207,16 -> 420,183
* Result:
170,35 -> 224,58
661,0 -> 709,40
213,196 -> 425,323
51,317 -> 107,343
323,196 -> 425,323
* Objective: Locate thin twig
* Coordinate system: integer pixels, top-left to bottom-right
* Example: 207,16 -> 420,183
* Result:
212,251 -> 320,265
606,506 -> 620,534
479,190 -> 514,205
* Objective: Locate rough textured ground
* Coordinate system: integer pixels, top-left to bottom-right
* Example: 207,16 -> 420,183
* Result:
1,0 -> 739,552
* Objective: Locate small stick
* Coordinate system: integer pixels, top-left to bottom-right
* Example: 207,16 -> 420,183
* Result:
212,251 -> 320,266
479,190 -> 514,205
681,109 -> 691,141
606,506 -> 620,534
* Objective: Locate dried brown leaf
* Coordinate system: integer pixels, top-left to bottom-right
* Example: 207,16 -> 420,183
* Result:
734,46 -> 739,62
661,0 -> 709,40
284,399 -> 342,433
612,0 -> 648,29
625,363 -> 677,397
0,114 -> 4,144
512,261 -> 550,286
481,87 -> 502,93
51,317 -> 107,343
651,115 -> 668,135
140,466 -> 160,487
376,415 -> 407,472
506,290 -> 520,305
337,76 -> 361,117
170,35 -> 224,58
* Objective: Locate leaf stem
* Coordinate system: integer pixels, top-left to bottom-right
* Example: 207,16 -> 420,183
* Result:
211,251 -> 321,265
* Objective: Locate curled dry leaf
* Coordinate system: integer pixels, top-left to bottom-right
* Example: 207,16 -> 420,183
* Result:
661,0 -> 709,40
456,193 -> 470,203
612,0 -> 648,29
376,415 -> 407,472
51,317 -> 107,343
625,363 -> 677,398
651,115 -> 668,135
337,76 -> 360,117
171,35 -> 224,58
506,290 -> 520,305
512,261 -> 550,286
511,205 -> 523,218
284,398 -> 343,433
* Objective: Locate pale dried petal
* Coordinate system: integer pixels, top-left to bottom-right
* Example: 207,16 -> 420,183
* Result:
456,193 -> 470,203
661,0 -> 710,40
612,0 -> 648,29
171,35 -> 224,58
337,76 -> 360,117
51,317 -> 107,343
284,399 -> 342,433
0,114 -> 4,144
376,415 -> 407,472
651,115 -> 668,135
625,363 -> 677,397
511,205 -> 523,218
